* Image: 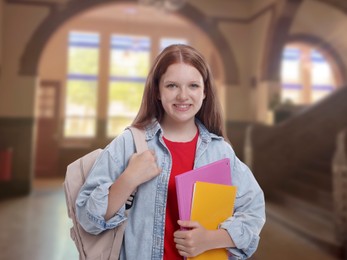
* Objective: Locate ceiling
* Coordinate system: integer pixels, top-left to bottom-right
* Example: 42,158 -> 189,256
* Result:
79,2 -> 190,26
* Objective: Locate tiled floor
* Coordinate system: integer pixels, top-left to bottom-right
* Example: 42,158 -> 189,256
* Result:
0,179 -> 341,260
0,179 -> 79,260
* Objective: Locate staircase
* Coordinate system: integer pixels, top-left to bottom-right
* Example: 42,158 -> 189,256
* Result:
249,86 -> 347,258
266,156 -> 342,257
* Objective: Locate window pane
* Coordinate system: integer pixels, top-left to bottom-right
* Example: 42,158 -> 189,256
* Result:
108,35 -> 150,137
281,47 -> 301,82
110,35 -> 150,77
68,32 -> 99,75
109,81 -> 144,116
311,50 -> 333,85
310,49 -> 334,102
107,117 -> 134,138
108,81 -> 144,137
65,31 -> 99,137
64,118 -> 95,138
281,47 -> 302,104
65,80 -> 97,117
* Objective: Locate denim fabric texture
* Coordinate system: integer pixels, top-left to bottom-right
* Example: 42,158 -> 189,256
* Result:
76,119 -> 265,260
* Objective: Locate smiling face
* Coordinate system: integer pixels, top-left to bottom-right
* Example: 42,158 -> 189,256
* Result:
159,62 -> 205,127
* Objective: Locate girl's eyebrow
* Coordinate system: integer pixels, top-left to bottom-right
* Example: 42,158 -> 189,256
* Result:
164,79 -> 202,83
162,81 -> 176,86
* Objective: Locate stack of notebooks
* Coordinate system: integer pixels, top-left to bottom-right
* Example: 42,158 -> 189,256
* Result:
175,158 -> 237,260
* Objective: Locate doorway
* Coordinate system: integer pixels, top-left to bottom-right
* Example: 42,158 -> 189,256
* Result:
35,80 -> 61,178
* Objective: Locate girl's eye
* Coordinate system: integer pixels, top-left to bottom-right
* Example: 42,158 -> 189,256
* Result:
191,83 -> 200,88
167,83 -> 176,88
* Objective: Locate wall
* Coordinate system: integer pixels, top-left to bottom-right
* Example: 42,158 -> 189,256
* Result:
291,0 -> 347,82
0,4 -> 49,117
217,21 -> 250,121
249,3 -> 275,122
0,0 -> 3,78
0,2 -> 51,197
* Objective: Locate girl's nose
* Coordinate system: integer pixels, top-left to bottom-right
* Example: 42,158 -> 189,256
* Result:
177,87 -> 188,100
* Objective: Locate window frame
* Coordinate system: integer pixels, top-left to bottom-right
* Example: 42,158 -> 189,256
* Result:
63,32 -> 189,141
64,31 -> 100,139
281,43 -> 338,105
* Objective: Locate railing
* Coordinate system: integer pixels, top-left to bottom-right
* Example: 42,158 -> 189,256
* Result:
243,124 -> 253,170
332,129 -> 347,246
251,86 -> 347,193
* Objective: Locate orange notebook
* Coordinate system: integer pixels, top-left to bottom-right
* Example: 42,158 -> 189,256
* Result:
188,181 -> 237,260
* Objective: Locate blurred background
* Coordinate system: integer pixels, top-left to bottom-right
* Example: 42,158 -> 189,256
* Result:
0,0 -> 347,259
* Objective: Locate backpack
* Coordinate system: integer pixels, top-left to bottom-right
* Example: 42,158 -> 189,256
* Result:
63,127 -> 147,260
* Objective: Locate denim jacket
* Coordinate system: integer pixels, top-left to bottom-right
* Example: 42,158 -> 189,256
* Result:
76,120 -> 265,260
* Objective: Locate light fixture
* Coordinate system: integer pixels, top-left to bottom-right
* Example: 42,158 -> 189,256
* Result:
138,0 -> 186,12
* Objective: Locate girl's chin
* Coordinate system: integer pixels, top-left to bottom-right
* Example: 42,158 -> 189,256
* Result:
168,116 -> 195,124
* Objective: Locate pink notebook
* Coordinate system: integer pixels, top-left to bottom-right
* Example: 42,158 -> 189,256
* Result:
175,158 -> 232,221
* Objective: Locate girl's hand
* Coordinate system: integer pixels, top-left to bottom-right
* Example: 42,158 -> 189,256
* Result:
173,220 -> 211,257
105,150 -> 161,220
124,150 -> 161,187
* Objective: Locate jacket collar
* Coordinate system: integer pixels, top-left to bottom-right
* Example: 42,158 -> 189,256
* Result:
144,118 -> 223,143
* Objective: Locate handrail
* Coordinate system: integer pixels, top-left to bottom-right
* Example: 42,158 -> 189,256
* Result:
332,129 -> 347,243
252,86 -> 347,192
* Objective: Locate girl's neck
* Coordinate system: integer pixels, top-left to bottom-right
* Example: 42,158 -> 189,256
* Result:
161,118 -> 198,142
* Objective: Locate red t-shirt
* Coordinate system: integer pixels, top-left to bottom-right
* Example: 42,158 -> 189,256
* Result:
163,131 -> 199,260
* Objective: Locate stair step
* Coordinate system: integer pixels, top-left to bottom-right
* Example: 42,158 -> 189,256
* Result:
303,160 -> 332,173
272,189 -> 333,221
282,178 -> 332,210
294,169 -> 332,192
266,201 -> 343,257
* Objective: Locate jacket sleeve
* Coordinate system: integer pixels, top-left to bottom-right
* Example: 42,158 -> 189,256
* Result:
220,147 -> 266,259
75,130 -> 134,235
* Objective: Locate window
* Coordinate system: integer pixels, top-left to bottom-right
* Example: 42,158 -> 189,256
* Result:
310,50 -> 335,103
108,35 -> 150,137
281,44 -> 336,105
64,30 -> 187,139
281,47 -> 302,104
159,38 -> 188,52
64,32 -> 99,137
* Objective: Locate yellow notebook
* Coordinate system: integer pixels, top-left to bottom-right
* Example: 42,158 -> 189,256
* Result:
188,181 -> 237,260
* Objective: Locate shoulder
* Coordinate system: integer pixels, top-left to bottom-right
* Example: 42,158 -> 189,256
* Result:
108,128 -> 134,146
197,124 -> 235,157
197,121 -> 230,146
105,128 -> 137,161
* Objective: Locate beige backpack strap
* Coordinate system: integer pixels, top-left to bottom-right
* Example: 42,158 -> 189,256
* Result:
128,126 -> 147,153
109,126 -> 146,260
109,211 -> 129,260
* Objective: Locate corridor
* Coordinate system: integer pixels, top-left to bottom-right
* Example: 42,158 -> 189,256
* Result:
0,179 -> 340,260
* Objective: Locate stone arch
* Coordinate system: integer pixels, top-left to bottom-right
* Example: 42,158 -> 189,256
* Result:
19,0 -> 238,85
262,0 -> 303,82
263,0 -> 347,84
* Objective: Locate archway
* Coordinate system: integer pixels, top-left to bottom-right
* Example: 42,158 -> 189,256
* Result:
19,0 -> 238,85
33,1 -> 234,178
